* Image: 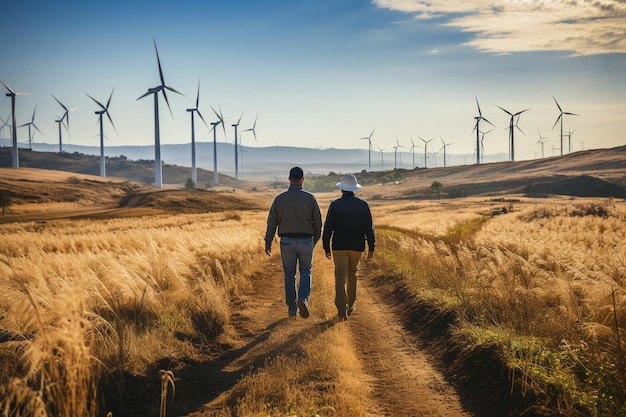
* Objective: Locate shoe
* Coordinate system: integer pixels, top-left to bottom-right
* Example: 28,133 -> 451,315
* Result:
297,300 -> 310,319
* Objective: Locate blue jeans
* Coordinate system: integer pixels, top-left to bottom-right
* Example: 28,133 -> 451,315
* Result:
280,236 -> 314,315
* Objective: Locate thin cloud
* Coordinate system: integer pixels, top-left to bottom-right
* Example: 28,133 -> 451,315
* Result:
373,0 -> 626,55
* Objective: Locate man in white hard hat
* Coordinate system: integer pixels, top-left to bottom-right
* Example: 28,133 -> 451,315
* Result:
322,173 -> 375,321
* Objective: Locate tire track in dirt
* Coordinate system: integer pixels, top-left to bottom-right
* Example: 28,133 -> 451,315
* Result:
348,266 -> 473,416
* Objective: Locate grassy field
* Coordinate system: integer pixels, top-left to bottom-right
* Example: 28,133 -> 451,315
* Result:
1,152 -> 626,416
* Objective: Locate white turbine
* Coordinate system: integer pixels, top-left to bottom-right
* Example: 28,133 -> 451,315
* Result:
496,105 -> 529,161
440,137 -> 453,168
186,80 -> 208,184
232,112 -> 243,179
18,106 -> 42,149
358,127 -> 375,172
243,114 -> 258,142
86,88 -> 116,177
209,104 -> 226,185
552,97 -> 579,155
137,39 -> 184,189
418,136 -> 435,168
1,80 -> 30,168
472,96 -> 494,164
51,94 -> 74,152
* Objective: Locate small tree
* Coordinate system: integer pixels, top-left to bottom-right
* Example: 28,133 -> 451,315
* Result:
0,191 -> 11,216
431,181 -> 443,199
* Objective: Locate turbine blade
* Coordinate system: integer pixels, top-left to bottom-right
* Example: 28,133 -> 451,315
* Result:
0,80 -> 15,95
162,88 -> 174,118
137,90 -> 152,100
196,109 -> 209,128
154,38 -> 166,87
482,117 -> 495,127
195,80 -> 200,109
106,87 -> 114,110
552,114 -> 562,129
496,105 -> 512,116
236,111 -> 243,125
475,95 -> 482,116
564,112 -> 579,116
86,93 -> 106,110
105,110 -> 118,134
51,94 -> 69,112
33,123 -> 43,135
165,85 -> 184,96
552,96 -> 563,112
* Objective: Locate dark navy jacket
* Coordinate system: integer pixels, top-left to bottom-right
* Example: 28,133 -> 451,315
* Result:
322,191 -> 375,253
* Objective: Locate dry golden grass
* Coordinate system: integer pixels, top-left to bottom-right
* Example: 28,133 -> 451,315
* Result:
372,196 -> 626,415
0,209 -> 268,416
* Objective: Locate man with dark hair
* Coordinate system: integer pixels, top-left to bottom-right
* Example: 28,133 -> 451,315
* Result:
322,173 -> 375,321
265,167 -> 323,318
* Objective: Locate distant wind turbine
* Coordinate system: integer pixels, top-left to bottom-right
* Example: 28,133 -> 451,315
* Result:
376,144 -> 385,168
137,38 -> 185,189
496,105 -> 529,161
232,112 -> 243,179
51,94 -> 75,152
18,106 -> 42,150
186,80 -> 208,184
552,97 -> 579,155
243,113 -> 258,142
566,128 -> 576,153
418,136 -> 434,168
209,104 -> 226,185
479,129 -> 494,163
536,130 -> 549,158
393,137 -> 404,169
0,116 -> 9,146
1,80 -> 30,168
473,96 -> 495,165
358,128 -> 375,172
86,88 -> 117,177
440,137 -> 453,168
409,137 -> 420,168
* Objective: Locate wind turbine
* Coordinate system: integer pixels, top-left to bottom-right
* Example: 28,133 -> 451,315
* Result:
376,144 -> 385,168
0,116 -> 9,147
536,130 -> 549,158
440,137 -> 453,168
409,137 -> 420,168
51,94 -> 74,152
496,105 -> 529,161
566,128 -> 576,153
418,136 -> 434,168
393,137 -> 404,169
209,104 -> 226,185
243,113 -> 258,142
137,38 -> 184,189
86,88 -> 117,177
552,97 -> 579,155
232,112 -> 243,179
358,128 -> 375,172
186,80 -> 208,184
473,96 -> 495,164
18,107 -> 42,150
1,80 -> 30,168
479,128 -> 494,163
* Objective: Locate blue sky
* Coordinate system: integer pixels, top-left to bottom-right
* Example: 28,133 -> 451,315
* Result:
1,0 -> 625,165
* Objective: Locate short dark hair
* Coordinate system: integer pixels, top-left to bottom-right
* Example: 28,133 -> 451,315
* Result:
289,166 -> 304,180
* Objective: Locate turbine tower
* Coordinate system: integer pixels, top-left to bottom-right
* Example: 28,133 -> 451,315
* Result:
209,105 -> 226,185
473,96 -> 494,164
137,39 -> 184,189
358,128 -> 375,172
18,107 -> 42,149
1,80 -> 30,168
51,94 -> 73,153
232,112 -> 243,179
496,105 -> 529,161
418,136 -> 434,168
552,97 -> 579,155
186,80 -> 208,184
86,88 -> 117,177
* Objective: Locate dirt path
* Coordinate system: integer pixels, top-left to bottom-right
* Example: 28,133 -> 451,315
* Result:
183,251 -> 472,417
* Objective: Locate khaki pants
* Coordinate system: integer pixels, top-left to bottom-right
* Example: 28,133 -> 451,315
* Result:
332,250 -> 363,316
